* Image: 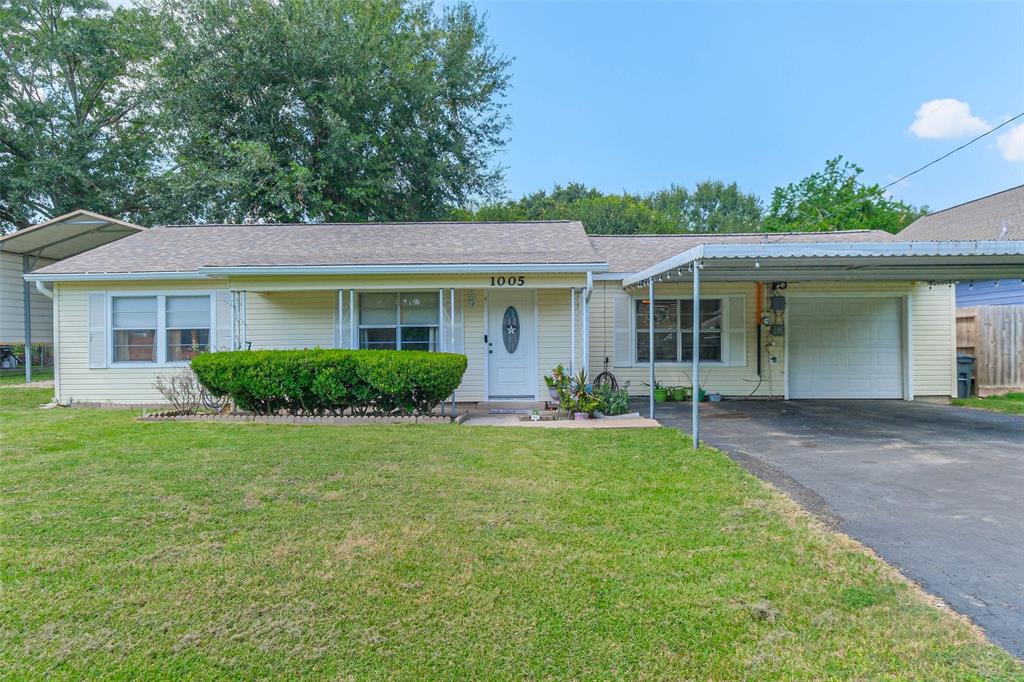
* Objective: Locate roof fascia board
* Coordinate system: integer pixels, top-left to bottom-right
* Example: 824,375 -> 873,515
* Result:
197,262 -> 610,276
25,271 -> 208,282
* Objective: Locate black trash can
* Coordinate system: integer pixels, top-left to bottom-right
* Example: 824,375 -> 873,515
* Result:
957,354 -> 976,398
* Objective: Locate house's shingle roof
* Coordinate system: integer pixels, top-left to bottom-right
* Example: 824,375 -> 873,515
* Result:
898,185 -> 1024,241
35,220 -> 602,274
590,230 -> 899,272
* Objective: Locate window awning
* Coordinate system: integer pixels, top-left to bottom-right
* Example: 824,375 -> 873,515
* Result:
622,240 -> 1024,288
0,210 -> 144,261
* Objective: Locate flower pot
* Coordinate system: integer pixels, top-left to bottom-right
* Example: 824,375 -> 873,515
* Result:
669,387 -> 687,401
574,412 -> 590,420
548,387 -> 560,401
654,388 -> 668,403
697,388 -> 708,402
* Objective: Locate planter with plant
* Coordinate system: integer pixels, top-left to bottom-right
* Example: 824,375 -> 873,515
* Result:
643,380 -> 669,402
544,364 -> 569,402
668,386 -> 689,401
595,381 -> 632,416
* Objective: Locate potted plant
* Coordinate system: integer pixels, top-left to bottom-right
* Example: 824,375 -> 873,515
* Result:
644,380 -> 669,403
572,393 -> 601,420
544,364 -> 569,402
668,386 -> 688,401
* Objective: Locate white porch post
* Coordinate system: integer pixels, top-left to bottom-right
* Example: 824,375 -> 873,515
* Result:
349,290 -> 356,349
648,277 -> 655,420
583,272 -> 592,377
692,261 -> 701,448
22,254 -> 32,382
570,287 -> 576,374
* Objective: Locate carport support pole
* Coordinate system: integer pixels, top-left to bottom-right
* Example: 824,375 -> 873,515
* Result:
692,262 -> 700,448
648,277 -> 655,419
23,254 -> 32,383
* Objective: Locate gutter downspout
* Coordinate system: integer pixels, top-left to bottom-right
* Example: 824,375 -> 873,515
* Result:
35,280 -> 54,299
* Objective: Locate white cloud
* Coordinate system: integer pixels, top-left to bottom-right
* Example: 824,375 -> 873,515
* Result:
996,123 -> 1024,162
909,98 -> 990,139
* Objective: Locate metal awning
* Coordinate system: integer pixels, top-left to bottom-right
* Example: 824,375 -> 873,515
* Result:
623,240 -> 1024,287
621,239 -> 1024,449
0,210 -> 144,260
0,210 -> 145,382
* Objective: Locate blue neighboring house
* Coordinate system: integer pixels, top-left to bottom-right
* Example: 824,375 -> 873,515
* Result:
899,185 -> 1024,307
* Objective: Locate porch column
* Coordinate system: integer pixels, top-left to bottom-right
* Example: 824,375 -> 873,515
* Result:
569,287 -> 576,374
648,277 -> 655,419
692,262 -> 701,448
23,254 -> 32,382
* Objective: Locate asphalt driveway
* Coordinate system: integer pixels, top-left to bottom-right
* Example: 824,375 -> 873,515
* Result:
654,399 -> 1024,657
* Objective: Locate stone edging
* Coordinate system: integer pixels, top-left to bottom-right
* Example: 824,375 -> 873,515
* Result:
138,412 -> 465,425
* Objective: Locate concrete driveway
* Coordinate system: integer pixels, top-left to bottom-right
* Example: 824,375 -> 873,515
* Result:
654,399 -> 1024,657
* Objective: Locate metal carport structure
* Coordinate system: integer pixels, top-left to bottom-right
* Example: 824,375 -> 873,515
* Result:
0,210 -> 144,382
622,240 -> 1024,447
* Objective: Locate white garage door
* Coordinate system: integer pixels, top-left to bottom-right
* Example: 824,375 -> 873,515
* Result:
788,297 -> 904,399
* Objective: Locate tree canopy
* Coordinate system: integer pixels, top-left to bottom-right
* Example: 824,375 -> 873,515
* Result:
0,0 -> 164,230
762,156 -> 924,234
0,0 -> 510,232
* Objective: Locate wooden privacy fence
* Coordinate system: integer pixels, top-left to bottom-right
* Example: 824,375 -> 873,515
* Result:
956,305 -> 1024,396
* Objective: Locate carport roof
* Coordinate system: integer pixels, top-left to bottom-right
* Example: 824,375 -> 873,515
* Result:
0,210 -> 145,261
621,240 -> 1024,287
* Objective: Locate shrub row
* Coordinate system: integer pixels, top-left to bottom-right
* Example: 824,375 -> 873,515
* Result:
190,349 -> 468,416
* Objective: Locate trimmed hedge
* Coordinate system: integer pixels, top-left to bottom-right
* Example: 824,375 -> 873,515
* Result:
191,349 -> 468,416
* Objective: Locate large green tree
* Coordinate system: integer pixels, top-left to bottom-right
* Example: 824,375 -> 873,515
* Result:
451,182 -> 675,234
647,180 -> 763,233
763,156 -> 923,234
0,0 -> 164,232
154,0 -> 510,224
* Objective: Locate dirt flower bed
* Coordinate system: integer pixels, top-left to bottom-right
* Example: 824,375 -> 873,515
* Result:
138,410 -> 465,425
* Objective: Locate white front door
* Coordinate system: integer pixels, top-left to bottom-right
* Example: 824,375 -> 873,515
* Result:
788,297 -> 904,399
487,291 -> 537,399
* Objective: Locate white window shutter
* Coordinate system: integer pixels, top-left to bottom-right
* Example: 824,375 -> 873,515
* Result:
214,291 -> 233,351
613,291 -> 633,367
725,295 -> 746,366
88,292 -> 107,369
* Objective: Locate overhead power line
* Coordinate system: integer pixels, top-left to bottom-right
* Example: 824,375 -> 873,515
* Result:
774,109 -> 1024,236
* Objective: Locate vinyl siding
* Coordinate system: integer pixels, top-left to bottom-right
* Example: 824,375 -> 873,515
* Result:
589,279 -> 956,399
55,280 -> 229,404
956,279 -> 1024,307
589,281 -> 785,397
246,290 -> 336,350
1,252 -> 56,344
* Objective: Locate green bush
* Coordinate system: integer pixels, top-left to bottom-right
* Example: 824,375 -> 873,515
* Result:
191,349 -> 468,416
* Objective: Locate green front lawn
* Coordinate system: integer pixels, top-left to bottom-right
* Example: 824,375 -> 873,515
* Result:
953,391 -> 1024,415
1,387 -> 1019,679
0,367 -> 53,385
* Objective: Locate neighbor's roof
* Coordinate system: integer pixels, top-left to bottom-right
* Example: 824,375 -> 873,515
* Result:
0,210 -> 145,261
899,185 -> 1024,241
590,230 -> 899,272
33,220 -> 605,276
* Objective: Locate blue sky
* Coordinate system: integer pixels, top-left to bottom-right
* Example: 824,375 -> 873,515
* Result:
471,1 -> 1024,212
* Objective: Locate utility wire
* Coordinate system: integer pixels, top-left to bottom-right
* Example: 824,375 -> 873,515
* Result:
772,110 -> 1024,237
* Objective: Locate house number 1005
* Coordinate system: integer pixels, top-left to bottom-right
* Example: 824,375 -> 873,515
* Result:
490,275 -> 526,287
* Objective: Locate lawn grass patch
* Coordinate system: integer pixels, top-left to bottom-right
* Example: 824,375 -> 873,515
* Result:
952,392 -> 1024,415
0,367 -> 53,385
1,387 -> 1021,679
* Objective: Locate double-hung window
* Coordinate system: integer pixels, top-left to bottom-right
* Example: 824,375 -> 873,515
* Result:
636,298 -> 723,363
110,294 -> 212,364
358,292 -> 439,351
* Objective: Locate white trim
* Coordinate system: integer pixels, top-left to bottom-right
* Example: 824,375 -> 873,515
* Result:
199,263 -> 609,277
106,291 -> 215,368
630,294 -> 728,366
26,271 -> 206,282
784,292 -> 911,400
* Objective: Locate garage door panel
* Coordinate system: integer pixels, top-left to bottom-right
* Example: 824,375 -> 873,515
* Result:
789,298 -> 903,399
